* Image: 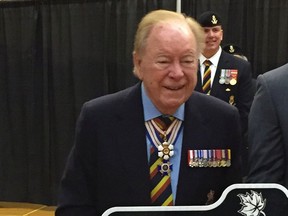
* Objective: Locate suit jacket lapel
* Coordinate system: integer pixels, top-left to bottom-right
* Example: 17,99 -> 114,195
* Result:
176,93 -> 213,205
115,83 -> 151,203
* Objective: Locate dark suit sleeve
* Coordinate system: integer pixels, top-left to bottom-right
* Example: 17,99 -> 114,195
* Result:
246,75 -> 285,184
235,60 -> 254,134
56,103 -> 98,216
56,84 -> 149,216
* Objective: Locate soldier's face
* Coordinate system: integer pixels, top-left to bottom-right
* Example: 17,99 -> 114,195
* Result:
203,26 -> 223,56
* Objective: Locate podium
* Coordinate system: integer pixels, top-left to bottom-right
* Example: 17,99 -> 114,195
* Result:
0,202 -> 55,215
103,183 -> 288,216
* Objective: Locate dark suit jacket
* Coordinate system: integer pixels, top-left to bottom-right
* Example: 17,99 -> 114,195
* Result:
247,63 -> 288,189
195,51 -> 254,133
56,82 -> 242,216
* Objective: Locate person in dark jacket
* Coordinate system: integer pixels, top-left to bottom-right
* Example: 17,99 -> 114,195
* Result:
56,10 -> 242,216
195,11 -> 254,178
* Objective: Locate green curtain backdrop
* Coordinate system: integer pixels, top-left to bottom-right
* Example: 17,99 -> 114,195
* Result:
0,0 -> 287,206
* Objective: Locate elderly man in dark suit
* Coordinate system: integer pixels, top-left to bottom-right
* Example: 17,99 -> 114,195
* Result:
56,10 -> 242,216
247,63 -> 288,189
195,11 -> 255,178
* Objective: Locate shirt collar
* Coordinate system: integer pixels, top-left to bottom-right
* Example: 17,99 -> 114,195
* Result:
141,83 -> 185,121
200,46 -> 222,66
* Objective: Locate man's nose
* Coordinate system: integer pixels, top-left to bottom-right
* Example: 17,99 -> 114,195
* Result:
168,62 -> 184,78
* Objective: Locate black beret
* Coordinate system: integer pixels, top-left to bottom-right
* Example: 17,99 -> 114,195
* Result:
222,44 -> 243,55
198,11 -> 222,27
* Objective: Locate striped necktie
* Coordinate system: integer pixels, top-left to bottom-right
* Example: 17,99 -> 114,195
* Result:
202,60 -> 212,94
149,115 -> 174,206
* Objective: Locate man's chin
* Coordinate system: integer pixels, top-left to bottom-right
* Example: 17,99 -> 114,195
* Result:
164,100 -> 184,109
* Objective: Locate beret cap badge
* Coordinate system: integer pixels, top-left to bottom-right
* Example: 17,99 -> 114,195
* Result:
229,45 -> 235,53
211,15 -> 218,25
198,11 -> 222,27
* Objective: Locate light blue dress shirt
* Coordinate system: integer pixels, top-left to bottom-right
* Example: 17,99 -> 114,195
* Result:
141,83 -> 184,202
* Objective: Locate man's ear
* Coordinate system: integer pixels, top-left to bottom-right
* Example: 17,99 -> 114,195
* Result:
133,51 -> 142,79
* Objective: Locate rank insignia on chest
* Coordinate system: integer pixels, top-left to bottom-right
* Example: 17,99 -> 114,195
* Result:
187,149 -> 231,168
219,69 -> 238,85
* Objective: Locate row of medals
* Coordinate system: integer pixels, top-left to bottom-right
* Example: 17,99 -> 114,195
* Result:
188,149 -> 231,168
219,69 -> 237,85
158,147 -> 231,175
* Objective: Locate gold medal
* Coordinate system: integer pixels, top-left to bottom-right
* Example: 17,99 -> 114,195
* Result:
230,69 -> 238,85
230,78 -> 237,85
220,149 -> 227,167
220,160 -> 226,167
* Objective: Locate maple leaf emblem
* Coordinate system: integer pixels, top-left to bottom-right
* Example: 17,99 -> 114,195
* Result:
237,190 -> 266,216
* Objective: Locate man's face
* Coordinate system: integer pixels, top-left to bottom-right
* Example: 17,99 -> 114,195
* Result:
133,22 -> 198,115
203,26 -> 223,57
